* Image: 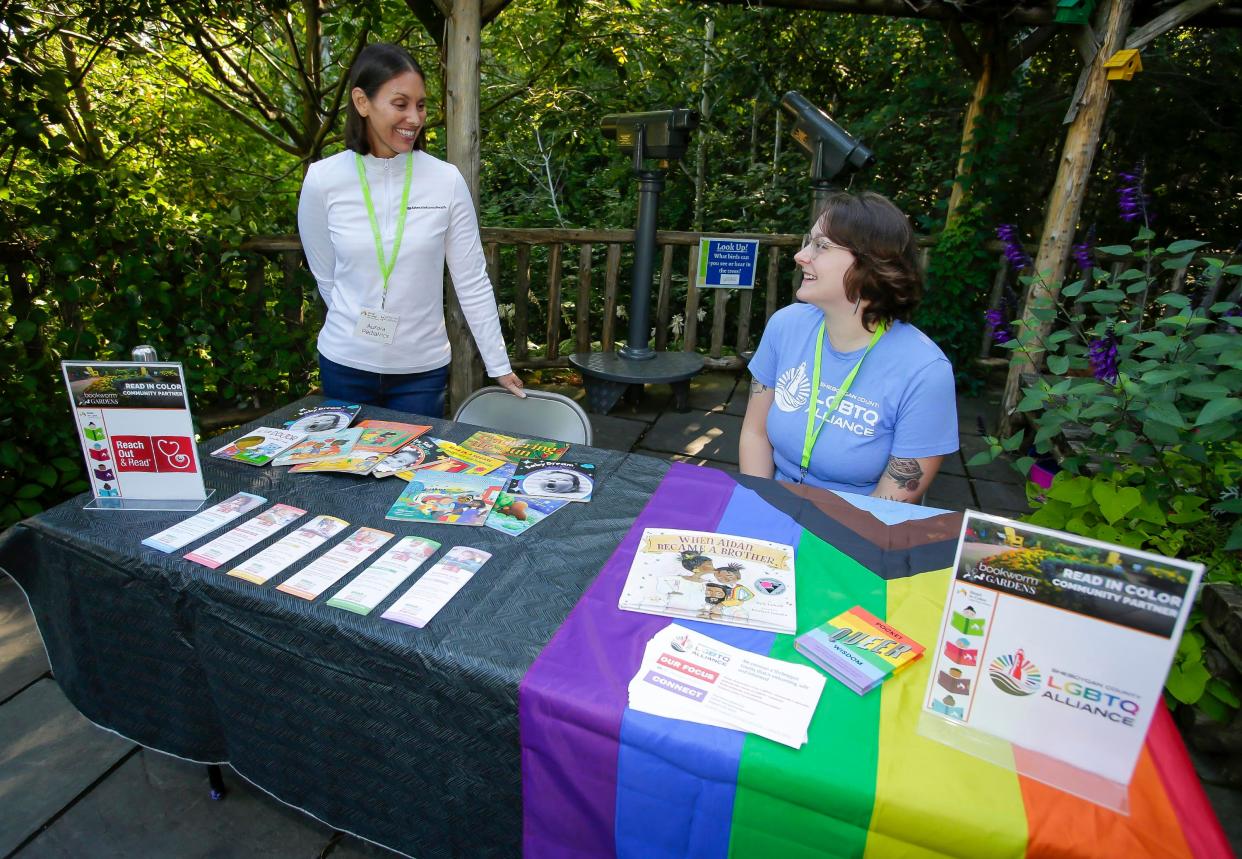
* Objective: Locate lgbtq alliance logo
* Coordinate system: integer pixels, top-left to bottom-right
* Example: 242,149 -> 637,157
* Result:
988,649 -> 1043,696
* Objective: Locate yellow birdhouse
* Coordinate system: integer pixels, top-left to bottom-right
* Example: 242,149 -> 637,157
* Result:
1103,49 -> 1142,81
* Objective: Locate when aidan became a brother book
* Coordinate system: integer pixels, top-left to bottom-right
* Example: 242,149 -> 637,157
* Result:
617,528 -> 797,634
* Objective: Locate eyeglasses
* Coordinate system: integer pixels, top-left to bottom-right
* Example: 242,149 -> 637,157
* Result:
806,237 -> 851,257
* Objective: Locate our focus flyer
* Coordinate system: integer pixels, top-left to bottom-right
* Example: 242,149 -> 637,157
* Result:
922,511 -> 1203,788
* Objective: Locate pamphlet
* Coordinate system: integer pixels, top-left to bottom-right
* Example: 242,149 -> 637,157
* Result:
795,605 -> 924,695
210,427 -> 306,466
381,546 -> 492,628
385,470 -> 509,526
282,401 -> 362,434
142,492 -> 266,553
276,527 -> 394,600
460,431 -> 570,463
504,460 -> 595,502
922,511 -> 1204,790
628,624 -> 825,749
271,429 -> 363,467
484,491 -> 566,536
618,528 -> 797,634
184,503 -> 306,569
327,536 -> 441,615
226,515 -> 350,584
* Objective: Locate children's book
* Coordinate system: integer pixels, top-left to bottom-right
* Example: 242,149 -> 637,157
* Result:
388,438 -> 506,478
484,491 -> 567,536
289,420 -> 431,476
460,431 -> 570,463
282,401 -> 362,434
794,605 -> 925,695
372,437 -> 440,478
384,471 -> 507,526
210,428 -> 306,466
617,528 -> 797,634
505,460 -> 595,502
272,428 -> 364,467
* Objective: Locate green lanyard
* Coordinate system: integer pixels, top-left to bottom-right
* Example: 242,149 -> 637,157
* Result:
799,321 -> 886,481
355,152 -> 414,308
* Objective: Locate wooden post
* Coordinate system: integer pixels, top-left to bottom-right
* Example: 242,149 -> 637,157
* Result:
998,0 -> 1134,435
445,0 -> 483,413
944,36 -> 994,229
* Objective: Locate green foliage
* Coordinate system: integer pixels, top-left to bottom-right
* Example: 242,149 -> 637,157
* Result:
918,206 -> 998,395
970,228 -> 1242,719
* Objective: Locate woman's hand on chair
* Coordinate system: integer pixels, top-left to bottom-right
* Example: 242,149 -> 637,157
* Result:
496,372 -> 526,398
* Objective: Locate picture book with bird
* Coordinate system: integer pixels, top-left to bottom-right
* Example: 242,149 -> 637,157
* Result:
617,528 -> 797,634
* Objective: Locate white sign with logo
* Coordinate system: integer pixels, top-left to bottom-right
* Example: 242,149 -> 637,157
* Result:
921,511 -> 1202,810
62,361 -> 208,508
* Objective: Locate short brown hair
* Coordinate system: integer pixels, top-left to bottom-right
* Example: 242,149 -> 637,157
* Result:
815,191 -> 922,330
344,43 -> 427,156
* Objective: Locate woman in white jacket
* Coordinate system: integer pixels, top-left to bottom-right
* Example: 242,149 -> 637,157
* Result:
297,43 -> 523,417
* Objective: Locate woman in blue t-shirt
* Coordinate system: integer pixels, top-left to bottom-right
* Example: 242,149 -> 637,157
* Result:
739,192 -> 958,502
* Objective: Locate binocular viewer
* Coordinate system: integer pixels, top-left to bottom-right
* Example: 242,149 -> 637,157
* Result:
600,109 -> 700,164
780,91 -> 874,183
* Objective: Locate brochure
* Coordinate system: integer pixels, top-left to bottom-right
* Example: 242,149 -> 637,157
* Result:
922,511 -> 1204,791
385,471 -> 509,526
795,605 -> 924,695
381,547 -> 492,628
226,515 -> 350,584
617,528 -> 797,634
276,527 -> 394,600
210,427 -> 306,466
504,460 -> 595,503
628,624 -> 825,749
142,492 -> 267,553
184,503 -> 306,569
460,431 -> 570,463
327,536 -> 441,615
290,420 -> 432,476
271,428 -> 363,467
484,491 -> 567,536
282,401 -> 362,434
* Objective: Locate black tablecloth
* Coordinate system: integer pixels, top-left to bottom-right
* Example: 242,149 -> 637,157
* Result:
0,397 -> 668,857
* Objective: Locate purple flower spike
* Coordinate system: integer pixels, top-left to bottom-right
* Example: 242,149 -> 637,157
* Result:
1088,328 -> 1120,384
996,224 -> 1032,270
984,307 -> 1014,344
1117,166 -> 1151,224
1072,227 -> 1096,273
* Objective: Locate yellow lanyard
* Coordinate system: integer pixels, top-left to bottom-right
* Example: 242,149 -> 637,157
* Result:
799,321 -> 885,482
355,152 -> 414,309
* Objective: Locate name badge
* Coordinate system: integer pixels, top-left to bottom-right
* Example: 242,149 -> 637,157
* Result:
353,308 -> 400,345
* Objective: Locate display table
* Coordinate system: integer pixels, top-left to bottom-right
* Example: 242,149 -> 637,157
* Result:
0,398 -> 1228,858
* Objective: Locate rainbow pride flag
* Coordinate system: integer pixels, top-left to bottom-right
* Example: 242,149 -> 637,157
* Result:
519,463 -> 1227,858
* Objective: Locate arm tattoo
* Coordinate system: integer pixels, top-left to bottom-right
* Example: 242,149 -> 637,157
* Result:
750,380 -> 771,396
885,457 -> 924,492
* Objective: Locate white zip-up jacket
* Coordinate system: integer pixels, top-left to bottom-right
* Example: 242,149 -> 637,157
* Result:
297,149 -> 512,377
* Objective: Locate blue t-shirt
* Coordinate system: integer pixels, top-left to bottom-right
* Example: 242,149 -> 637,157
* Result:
749,303 -> 959,494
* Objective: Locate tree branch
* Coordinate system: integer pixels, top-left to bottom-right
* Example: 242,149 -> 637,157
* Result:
1126,0 -> 1223,50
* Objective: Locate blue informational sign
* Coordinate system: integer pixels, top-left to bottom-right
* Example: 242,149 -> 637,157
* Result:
696,237 -> 760,289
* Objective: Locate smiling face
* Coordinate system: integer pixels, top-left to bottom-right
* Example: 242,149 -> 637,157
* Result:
352,70 -> 427,158
793,227 -> 857,315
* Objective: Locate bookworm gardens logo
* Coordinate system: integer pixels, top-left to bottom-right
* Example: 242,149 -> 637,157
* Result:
988,649 -> 1043,696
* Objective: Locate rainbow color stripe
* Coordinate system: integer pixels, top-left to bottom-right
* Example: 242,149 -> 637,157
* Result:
518,463 -> 1227,858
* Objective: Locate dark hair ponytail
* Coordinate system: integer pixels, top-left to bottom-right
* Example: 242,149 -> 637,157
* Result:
344,43 -> 426,155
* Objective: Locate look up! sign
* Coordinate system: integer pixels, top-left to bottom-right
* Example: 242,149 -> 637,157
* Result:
62,361 -> 207,504
696,237 -> 760,289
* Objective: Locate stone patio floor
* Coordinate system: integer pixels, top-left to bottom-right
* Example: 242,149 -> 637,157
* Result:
2,370 -> 1238,857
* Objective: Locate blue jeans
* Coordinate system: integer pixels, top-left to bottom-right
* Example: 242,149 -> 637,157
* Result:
318,353 -> 449,419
